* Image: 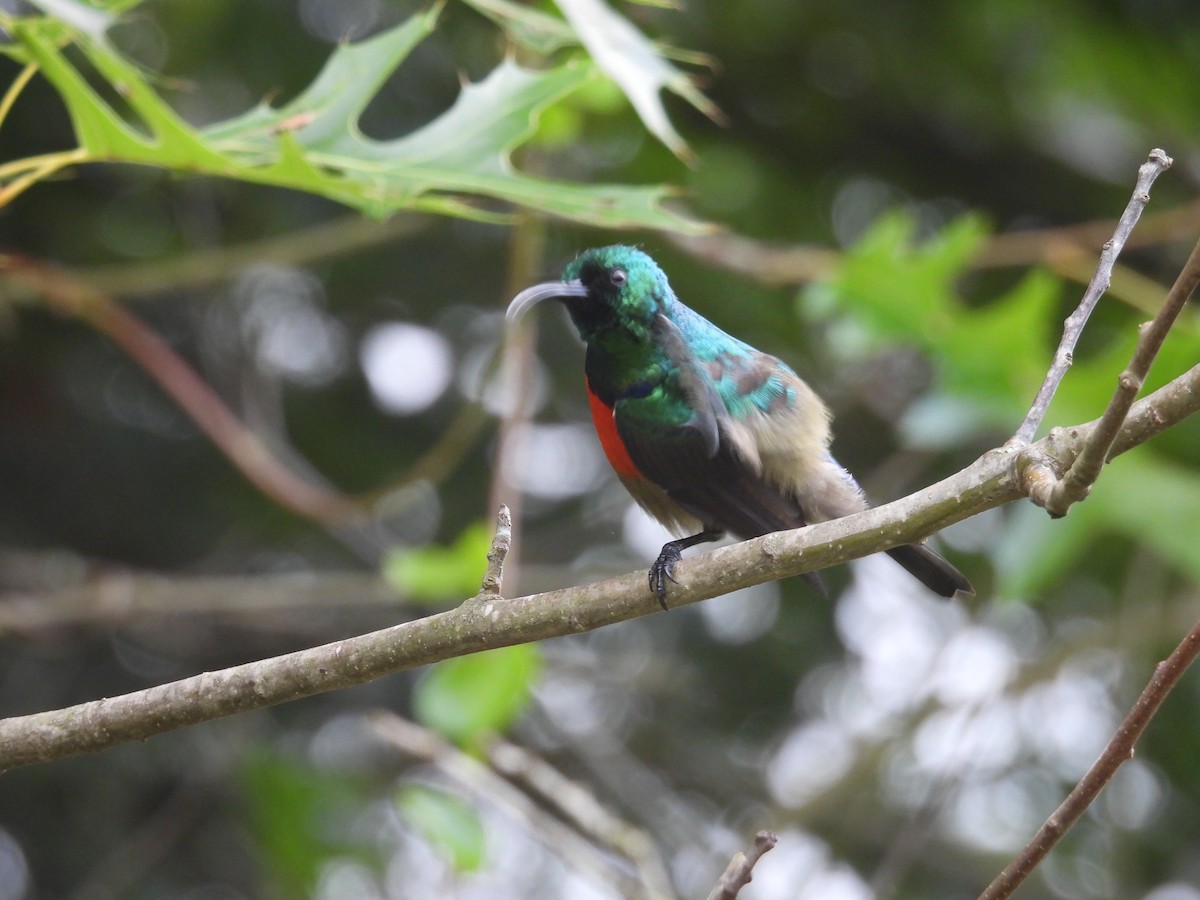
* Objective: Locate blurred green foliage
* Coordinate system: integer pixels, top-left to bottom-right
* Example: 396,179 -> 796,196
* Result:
242,751 -> 380,896
383,518 -> 493,601
396,784 -> 486,872
414,645 -> 542,747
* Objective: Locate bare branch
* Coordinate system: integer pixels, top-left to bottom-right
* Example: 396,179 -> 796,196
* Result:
706,831 -> 778,900
1111,361 -> 1200,456
1013,149 -> 1173,444
479,505 -> 513,597
1017,361 -> 1200,510
978,614 -> 1200,900
1036,230 -> 1200,515
1,369 -> 1196,772
0,253 -> 490,530
0,254 -> 365,524
0,565 -> 404,633
669,165 -> 1196,294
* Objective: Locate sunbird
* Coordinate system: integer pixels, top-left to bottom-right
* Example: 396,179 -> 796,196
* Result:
507,245 -> 973,608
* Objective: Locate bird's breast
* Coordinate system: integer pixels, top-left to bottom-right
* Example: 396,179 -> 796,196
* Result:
585,381 -> 644,480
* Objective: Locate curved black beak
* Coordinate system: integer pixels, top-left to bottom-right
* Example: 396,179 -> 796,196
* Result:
505,279 -> 589,323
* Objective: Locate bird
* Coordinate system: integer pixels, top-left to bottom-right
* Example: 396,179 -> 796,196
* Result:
506,245 -> 973,609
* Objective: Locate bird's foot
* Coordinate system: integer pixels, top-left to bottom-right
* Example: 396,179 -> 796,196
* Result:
647,529 -> 724,611
648,545 -> 683,611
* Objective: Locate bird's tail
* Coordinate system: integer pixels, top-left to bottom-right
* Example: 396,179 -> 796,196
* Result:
886,544 -> 974,599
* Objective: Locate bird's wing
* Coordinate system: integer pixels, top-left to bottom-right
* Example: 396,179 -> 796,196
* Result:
613,315 -> 809,537
701,347 -> 869,522
650,314 -> 722,458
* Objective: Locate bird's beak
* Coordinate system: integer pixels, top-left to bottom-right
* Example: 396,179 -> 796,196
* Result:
505,279 -> 589,323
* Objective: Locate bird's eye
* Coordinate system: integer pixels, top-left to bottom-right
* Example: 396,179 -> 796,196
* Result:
609,268 -> 627,287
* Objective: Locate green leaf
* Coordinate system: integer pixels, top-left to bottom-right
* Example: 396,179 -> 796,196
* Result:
994,453 -> 1200,599
414,645 -> 543,747
383,521 -> 494,603
1085,454 -> 1200,584
6,7 -> 710,233
553,0 -> 721,161
460,0 -> 578,55
838,212 -> 989,326
25,0 -> 112,37
396,785 -> 486,872
825,211 -> 1059,432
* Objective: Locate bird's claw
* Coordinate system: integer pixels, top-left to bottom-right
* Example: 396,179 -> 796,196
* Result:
649,545 -> 683,611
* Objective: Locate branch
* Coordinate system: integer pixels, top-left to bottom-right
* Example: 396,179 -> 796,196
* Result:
1035,229 -> 1200,514
1013,148 -> 1173,444
2,374 -> 1198,772
0,254 -> 365,523
978,614 -> 1200,900
669,164 -> 1196,294
0,254 -> 489,526
487,735 -> 674,896
478,504 -> 512,597
0,564 -> 405,633
706,831 -> 778,900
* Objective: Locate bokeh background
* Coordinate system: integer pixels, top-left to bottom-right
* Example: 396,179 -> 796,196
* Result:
2,1 -> 1200,898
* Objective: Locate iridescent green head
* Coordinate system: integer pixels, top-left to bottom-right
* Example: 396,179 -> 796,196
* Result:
506,245 -> 673,344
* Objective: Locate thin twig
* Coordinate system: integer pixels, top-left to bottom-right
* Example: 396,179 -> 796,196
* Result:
489,736 -> 676,897
705,831 -> 778,900
1,371 -> 1197,771
1110,362 -> 1200,457
371,712 -> 666,899
478,505 -> 512,597
978,614 -> 1200,900
0,61 -> 38,134
0,147 -> 89,208
490,214 -> 549,596
1038,230 -> 1200,515
1012,148 -> 1172,445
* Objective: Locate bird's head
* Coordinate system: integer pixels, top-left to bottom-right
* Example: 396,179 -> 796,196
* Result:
506,245 -> 672,344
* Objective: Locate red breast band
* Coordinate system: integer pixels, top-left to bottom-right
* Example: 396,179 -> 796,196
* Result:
586,382 -> 643,480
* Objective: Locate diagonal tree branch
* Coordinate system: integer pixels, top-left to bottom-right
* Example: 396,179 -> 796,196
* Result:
0,253 -> 366,523
371,711 -> 665,899
1012,148 -> 1173,444
1034,229 -> 1200,515
978,613 -> 1200,900
0,253 -> 490,529
1,369 -> 1197,773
